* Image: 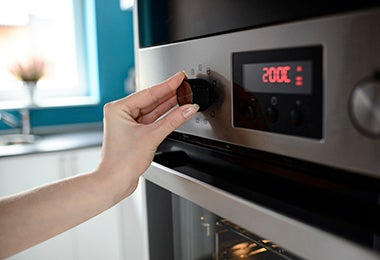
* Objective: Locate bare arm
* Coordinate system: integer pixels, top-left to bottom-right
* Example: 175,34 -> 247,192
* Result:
0,71 -> 199,258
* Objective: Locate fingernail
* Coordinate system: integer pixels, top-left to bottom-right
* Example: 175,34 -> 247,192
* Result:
181,70 -> 189,78
182,104 -> 199,118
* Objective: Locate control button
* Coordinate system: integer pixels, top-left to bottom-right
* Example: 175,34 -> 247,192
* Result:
270,96 -> 278,106
290,109 -> 303,125
349,73 -> 380,138
265,106 -> 278,123
247,105 -> 256,120
177,78 -> 215,111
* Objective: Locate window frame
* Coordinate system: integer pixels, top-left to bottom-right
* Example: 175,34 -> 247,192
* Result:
0,0 -> 100,110
0,0 -> 135,132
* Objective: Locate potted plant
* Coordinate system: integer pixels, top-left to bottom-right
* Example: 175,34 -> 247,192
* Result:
10,58 -> 45,105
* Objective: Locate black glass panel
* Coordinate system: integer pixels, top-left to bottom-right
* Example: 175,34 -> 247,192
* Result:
137,0 -> 380,47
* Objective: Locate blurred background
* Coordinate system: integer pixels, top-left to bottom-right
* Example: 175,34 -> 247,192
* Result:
0,0 -> 135,131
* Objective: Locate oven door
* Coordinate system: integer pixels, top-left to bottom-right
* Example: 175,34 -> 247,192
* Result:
145,179 -> 302,260
142,134 -> 380,260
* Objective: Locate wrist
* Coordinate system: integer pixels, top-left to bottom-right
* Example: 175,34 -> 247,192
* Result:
92,164 -> 139,205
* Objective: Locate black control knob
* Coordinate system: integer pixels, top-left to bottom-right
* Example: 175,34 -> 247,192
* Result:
265,106 -> 278,123
290,109 -> 303,125
247,105 -> 257,120
177,79 -> 215,111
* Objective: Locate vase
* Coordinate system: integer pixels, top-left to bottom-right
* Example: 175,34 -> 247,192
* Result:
23,81 -> 38,106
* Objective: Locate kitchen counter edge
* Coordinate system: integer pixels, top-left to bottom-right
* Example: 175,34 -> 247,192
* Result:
0,130 -> 103,158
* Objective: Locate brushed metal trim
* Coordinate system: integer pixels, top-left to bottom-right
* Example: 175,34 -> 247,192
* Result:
134,8 -> 380,179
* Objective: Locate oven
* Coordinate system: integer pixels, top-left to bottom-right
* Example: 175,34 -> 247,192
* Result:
130,1 -> 380,259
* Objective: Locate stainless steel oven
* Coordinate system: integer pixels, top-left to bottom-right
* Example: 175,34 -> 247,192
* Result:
131,1 -> 380,259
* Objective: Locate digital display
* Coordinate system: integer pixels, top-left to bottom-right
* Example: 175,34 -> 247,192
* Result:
232,46 -> 323,139
243,61 -> 312,95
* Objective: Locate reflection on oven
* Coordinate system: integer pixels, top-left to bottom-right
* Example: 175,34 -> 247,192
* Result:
215,219 -> 303,260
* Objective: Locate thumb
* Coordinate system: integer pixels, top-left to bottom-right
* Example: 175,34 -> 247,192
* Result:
154,104 -> 199,140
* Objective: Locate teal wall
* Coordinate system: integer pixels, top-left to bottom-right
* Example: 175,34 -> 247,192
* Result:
0,0 -> 134,130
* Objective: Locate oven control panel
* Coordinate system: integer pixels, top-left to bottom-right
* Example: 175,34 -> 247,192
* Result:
232,46 -> 323,139
136,8 -> 380,178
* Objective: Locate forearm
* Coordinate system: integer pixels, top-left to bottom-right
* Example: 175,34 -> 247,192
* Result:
0,169 -> 125,259
0,71 -> 197,259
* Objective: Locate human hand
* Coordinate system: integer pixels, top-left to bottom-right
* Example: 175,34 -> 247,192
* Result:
97,71 -> 199,199
0,72 -> 198,258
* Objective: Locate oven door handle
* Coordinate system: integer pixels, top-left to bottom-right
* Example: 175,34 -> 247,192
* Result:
153,151 -> 189,169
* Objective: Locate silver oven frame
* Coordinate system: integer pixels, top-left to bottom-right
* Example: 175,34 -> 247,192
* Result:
134,7 -> 380,179
131,4 -> 380,260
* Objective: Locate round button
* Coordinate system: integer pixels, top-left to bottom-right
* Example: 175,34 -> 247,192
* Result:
248,105 -> 257,120
290,109 -> 303,125
349,74 -> 380,138
265,106 -> 278,123
177,78 -> 215,111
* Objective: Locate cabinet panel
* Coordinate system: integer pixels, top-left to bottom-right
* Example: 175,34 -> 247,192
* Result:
0,153 -> 62,197
5,232 -> 76,260
0,147 -> 126,260
73,147 -> 125,260
74,147 -> 102,174
75,207 -> 124,260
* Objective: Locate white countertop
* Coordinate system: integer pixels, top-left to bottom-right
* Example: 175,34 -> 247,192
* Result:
0,130 -> 103,158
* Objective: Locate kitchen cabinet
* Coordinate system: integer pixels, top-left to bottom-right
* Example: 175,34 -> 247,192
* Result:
0,147 -> 125,260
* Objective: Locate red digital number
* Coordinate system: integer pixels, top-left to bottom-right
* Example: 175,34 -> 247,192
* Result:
262,66 -> 291,84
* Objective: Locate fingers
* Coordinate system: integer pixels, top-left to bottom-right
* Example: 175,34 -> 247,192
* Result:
120,71 -> 187,120
137,95 -> 178,124
145,70 -> 187,105
152,104 -> 199,142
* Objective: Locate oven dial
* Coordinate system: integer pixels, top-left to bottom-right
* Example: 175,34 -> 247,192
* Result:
290,108 -> 303,125
177,78 -> 215,111
349,73 -> 380,138
265,106 -> 278,123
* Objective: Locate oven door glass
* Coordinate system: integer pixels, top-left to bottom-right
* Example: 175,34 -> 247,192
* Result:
146,180 -> 303,260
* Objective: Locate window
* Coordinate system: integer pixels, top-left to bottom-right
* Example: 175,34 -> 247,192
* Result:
120,0 -> 134,10
0,0 -> 99,109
